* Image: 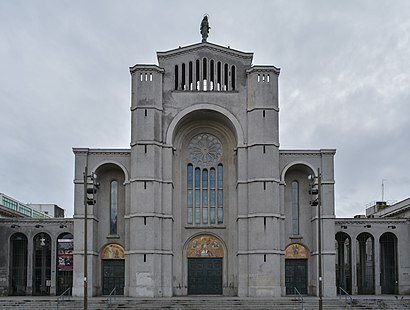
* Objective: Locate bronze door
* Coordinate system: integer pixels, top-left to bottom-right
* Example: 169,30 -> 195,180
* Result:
102,260 -> 124,295
285,259 -> 308,295
188,258 -> 222,295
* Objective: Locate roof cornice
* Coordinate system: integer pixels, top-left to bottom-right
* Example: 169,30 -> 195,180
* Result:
156,42 -> 254,61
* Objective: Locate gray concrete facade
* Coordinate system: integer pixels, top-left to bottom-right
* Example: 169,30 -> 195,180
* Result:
71,41 -> 338,298
1,41 -> 408,299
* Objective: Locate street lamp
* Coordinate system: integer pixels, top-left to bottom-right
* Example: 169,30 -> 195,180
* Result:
83,167 -> 98,310
309,168 -> 322,310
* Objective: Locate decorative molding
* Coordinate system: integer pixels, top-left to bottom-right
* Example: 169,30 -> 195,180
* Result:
237,178 -> 281,185
185,225 -> 226,229
130,140 -> 165,147
129,64 -> 164,74
126,250 -> 173,255
237,250 -> 283,255
279,149 -> 336,156
237,142 -> 280,148
171,90 -> 239,94
129,178 -> 173,185
237,213 -> 284,220
335,219 -> 407,225
125,213 -> 174,220
247,107 -> 279,113
131,105 -> 163,112
156,42 -> 254,61
246,65 -> 280,75
72,148 -> 131,156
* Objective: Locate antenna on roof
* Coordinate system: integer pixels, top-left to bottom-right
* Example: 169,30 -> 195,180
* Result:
382,179 -> 386,202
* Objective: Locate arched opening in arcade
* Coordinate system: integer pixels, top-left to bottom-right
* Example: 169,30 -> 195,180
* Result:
356,232 -> 375,294
56,232 -> 73,295
335,231 -> 352,294
9,233 -> 28,296
380,232 -> 398,294
33,232 -> 52,296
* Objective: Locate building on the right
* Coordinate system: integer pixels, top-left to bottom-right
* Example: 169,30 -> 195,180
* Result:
335,198 -> 410,295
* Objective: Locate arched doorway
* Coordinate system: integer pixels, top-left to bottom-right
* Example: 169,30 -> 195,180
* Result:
33,233 -> 52,295
186,234 -> 224,295
356,232 -> 374,294
9,233 -> 28,295
56,233 -> 73,295
335,232 -> 352,294
101,243 -> 125,295
285,243 -> 309,295
380,232 -> 398,294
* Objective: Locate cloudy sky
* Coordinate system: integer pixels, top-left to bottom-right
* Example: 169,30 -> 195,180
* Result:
1,0 -> 409,218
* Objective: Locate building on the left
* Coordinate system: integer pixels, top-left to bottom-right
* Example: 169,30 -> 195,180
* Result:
0,193 -> 73,296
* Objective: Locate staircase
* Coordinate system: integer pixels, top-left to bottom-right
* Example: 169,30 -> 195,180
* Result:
0,296 -> 408,310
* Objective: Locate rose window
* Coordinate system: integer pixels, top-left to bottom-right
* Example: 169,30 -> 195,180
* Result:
188,134 -> 222,166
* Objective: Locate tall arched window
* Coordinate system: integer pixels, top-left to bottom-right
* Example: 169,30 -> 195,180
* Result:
110,180 -> 118,235
231,65 -> 236,90
10,233 -> 28,295
291,181 -> 299,235
217,61 -> 222,91
181,63 -> 186,90
187,133 -> 223,225
174,65 -> 179,90
224,63 -> 229,91
187,164 -> 193,224
380,232 -> 398,294
195,59 -> 200,90
203,58 -> 208,90
356,232 -> 375,294
56,233 -> 73,295
189,61 -> 193,90
336,232 -> 352,294
210,60 -> 215,90
33,233 -> 51,295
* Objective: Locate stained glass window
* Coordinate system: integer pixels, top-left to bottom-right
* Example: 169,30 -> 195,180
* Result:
110,180 -> 118,235
187,134 -> 223,225
291,181 -> 299,235
187,164 -> 193,224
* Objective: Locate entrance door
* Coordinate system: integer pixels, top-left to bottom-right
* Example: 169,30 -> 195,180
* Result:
188,258 -> 222,295
102,260 -> 124,295
285,259 -> 308,295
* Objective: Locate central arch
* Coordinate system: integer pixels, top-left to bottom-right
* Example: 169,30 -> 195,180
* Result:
185,234 -> 225,295
165,104 -> 244,147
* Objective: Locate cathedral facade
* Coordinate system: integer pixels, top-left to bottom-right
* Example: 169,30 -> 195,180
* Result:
72,41 -> 337,298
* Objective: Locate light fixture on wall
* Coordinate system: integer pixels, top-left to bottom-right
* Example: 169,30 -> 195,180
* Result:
11,224 -> 21,228
39,237 -> 46,246
388,225 -> 396,229
340,225 -> 347,229
35,224 -> 44,228
364,224 -> 371,228
59,224 -> 67,228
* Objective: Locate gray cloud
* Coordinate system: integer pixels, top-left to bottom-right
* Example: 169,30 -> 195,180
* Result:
1,0 -> 409,217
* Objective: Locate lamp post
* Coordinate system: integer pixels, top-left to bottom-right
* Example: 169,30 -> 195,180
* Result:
83,167 -> 97,310
83,167 -> 88,310
309,168 -> 322,310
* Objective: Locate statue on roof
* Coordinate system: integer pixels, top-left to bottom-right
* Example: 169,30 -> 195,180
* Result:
200,15 -> 210,43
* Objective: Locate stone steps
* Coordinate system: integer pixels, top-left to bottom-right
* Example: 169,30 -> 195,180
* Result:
0,296 -> 408,310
